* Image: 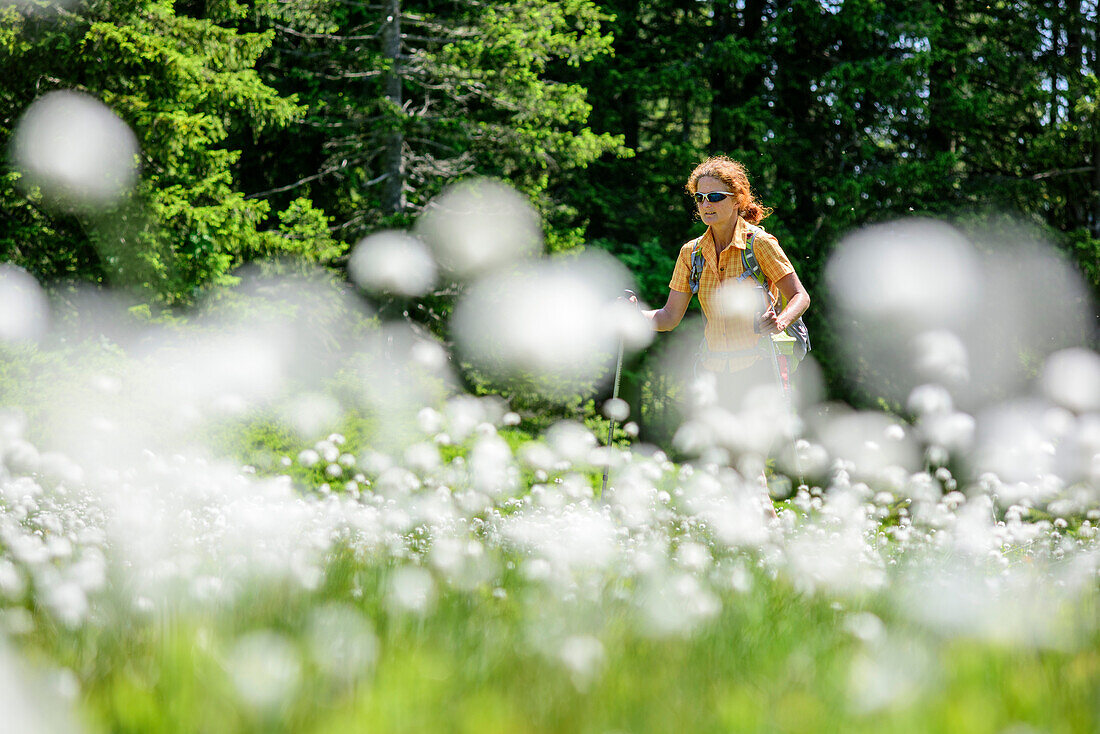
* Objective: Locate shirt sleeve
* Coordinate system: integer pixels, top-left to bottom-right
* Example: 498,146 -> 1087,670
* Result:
753,232 -> 795,286
668,243 -> 693,293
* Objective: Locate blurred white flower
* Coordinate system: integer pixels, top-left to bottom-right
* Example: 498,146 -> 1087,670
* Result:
416,178 -> 541,278
228,631 -> 302,714
305,604 -> 378,684
812,409 -> 920,482
0,266 -> 49,343
387,566 -> 436,615
827,219 -> 978,328
639,572 -> 720,637
348,231 -> 437,297
12,90 -> 139,211
451,251 -> 635,396
1042,348 -> 1100,414
0,642 -> 85,734
827,217 -> 1090,407
558,635 -> 605,691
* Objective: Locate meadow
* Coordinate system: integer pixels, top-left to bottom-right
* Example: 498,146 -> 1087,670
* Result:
2,185 -> 1098,734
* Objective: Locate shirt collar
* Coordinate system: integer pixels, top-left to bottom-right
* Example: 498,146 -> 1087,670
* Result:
701,218 -> 749,271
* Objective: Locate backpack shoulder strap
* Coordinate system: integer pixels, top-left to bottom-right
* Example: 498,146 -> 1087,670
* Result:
737,231 -> 767,287
688,236 -> 705,294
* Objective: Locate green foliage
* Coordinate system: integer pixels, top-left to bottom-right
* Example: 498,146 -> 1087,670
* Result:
1065,228 -> 1100,294
3,0 -> 1100,412
242,0 -> 625,240
0,0 -> 340,304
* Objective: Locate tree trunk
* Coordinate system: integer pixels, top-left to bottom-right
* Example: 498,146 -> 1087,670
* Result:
927,0 -> 959,156
707,0 -> 734,152
707,0 -> 767,153
619,8 -> 640,151
1091,125 -> 1100,238
381,0 -> 405,215
1091,3 -> 1100,236
1050,10 -> 1060,128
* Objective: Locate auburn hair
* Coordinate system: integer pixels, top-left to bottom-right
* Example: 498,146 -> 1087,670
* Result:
685,155 -> 772,224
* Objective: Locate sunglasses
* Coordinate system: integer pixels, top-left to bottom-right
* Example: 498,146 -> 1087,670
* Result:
692,191 -> 735,204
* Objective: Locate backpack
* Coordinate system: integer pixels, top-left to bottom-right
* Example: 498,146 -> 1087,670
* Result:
688,231 -> 811,362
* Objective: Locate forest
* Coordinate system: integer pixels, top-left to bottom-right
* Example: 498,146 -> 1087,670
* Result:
3,0 -> 1099,410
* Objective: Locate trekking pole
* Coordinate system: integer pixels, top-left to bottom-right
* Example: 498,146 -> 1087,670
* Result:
760,288 -> 791,407
601,289 -> 634,496
758,286 -> 806,489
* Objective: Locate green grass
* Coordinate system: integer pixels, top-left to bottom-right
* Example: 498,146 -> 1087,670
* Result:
5,544 -> 1094,734
3,342 -> 1098,734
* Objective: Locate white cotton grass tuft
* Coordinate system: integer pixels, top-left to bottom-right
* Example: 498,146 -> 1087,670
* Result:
497,503 -> 619,582
36,268 -> 377,473
846,634 -> 936,714
810,408 -> 921,482
968,230 -> 1093,403
545,420 -> 598,465
971,399 -> 1062,484
451,250 -> 636,397
1041,347 -> 1100,414
416,178 -> 541,279
894,554 -> 1098,649
353,323 -> 456,450
825,219 -> 979,404
203,265 -> 374,385
227,630 -> 302,715
907,384 -> 954,418
714,279 -> 762,322
277,392 -> 344,438
348,230 -> 437,297
784,489 -> 887,596
557,635 -> 606,691
825,217 -> 1092,408
468,431 -> 518,498
637,572 -> 721,637
11,90 -> 139,211
827,218 -> 979,328
606,295 -> 655,352
149,328 -> 287,411
387,566 -> 436,615
0,641 -> 85,734
910,329 -> 970,387
40,580 -> 89,628
89,454 -> 339,607
0,266 -> 49,343
602,398 -> 630,422
304,604 -> 379,685
3,198 -> 1100,717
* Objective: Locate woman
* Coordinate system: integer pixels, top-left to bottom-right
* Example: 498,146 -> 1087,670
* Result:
638,156 -> 810,511
641,155 -> 810,399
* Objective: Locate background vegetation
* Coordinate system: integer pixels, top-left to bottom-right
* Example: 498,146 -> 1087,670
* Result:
2,0 -> 1098,413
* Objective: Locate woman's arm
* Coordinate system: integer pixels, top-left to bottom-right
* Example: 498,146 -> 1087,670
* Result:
757,271 -> 810,334
640,289 -> 692,332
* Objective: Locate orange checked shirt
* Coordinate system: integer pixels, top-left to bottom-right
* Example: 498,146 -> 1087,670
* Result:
669,218 -> 795,373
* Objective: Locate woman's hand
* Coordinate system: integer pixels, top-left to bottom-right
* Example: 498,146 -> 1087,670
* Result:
764,271 -> 810,335
756,306 -> 780,335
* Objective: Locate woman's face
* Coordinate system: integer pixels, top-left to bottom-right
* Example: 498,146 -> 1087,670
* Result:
695,175 -> 739,228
